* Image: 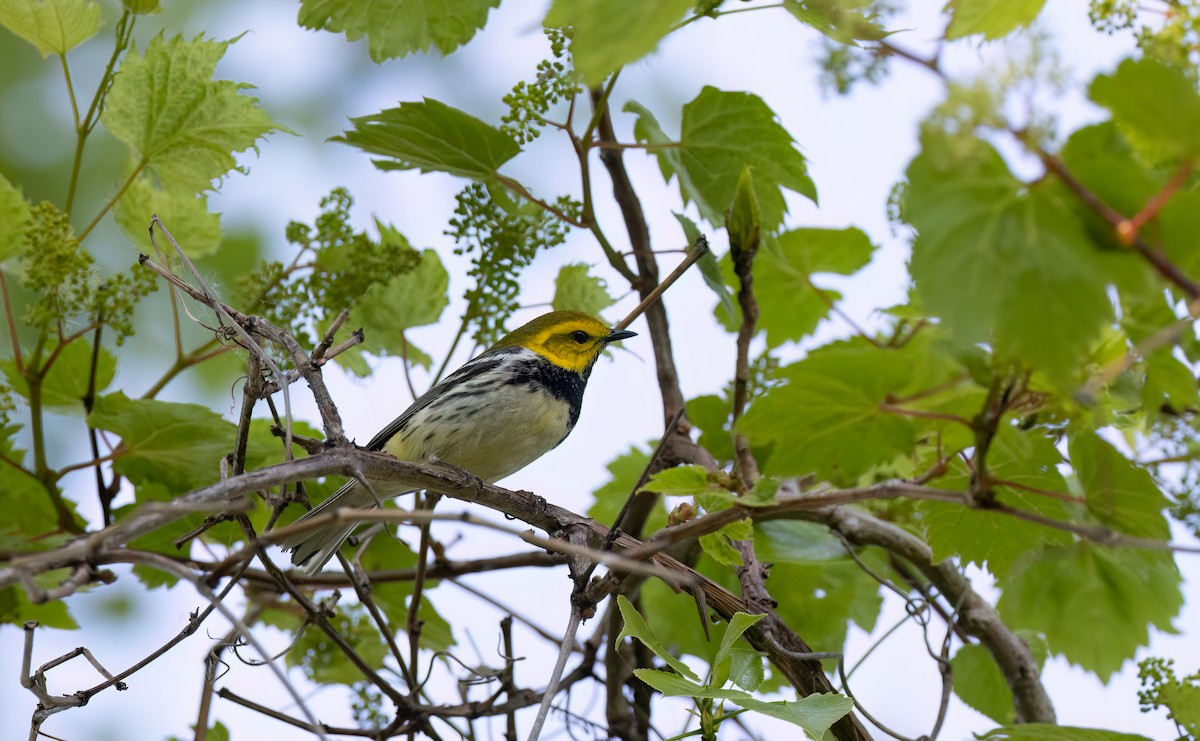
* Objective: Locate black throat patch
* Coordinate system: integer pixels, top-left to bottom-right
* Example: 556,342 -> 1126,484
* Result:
504,355 -> 589,428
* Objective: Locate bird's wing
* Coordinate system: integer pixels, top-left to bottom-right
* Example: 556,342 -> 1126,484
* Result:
362,347 -> 522,452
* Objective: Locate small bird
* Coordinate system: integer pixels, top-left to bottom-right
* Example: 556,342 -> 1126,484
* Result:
281,310 -> 636,573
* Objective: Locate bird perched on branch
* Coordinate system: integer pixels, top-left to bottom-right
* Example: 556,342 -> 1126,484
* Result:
280,310 -> 636,573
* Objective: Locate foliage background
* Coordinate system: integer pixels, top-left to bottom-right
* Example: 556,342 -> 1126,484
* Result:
0,0 -> 1198,739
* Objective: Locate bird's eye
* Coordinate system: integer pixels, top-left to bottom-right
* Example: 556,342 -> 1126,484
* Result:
571,330 -> 590,344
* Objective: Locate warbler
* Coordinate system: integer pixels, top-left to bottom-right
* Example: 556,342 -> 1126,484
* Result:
281,310 -> 636,573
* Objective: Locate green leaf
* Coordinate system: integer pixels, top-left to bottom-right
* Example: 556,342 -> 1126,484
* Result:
2,340 -> 116,414
288,603 -> 389,685
727,646 -> 765,692
675,212 -> 733,318
945,0 -> 1047,40
336,98 -> 520,181
617,595 -> 701,681
685,394 -> 734,464
698,530 -> 744,567
722,227 -> 876,345
951,639 -> 1047,724
102,34 -> 280,193
1069,433 -> 1170,540
783,0 -> 890,43
543,0 -> 692,84
627,88 -> 815,230
0,174 -> 31,262
764,548 -> 885,653
998,544 -> 1182,680
904,134 -> 1111,381
356,248 -> 449,339
739,340 -> 917,483
642,464 -> 714,498
979,725 -> 1152,741
0,584 -> 78,628
727,165 -> 762,255
712,611 -> 765,668
113,176 -> 222,257
1090,59 -> 1200,160
89,391 -> 235,492
0,0 -> 102,56
551,263 -> 614,315
921,425 -> 1073,577
0,427 -> 62,538
298,0 -> 500,62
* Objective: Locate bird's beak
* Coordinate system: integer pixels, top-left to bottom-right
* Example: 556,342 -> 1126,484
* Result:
603,328 -> 637,343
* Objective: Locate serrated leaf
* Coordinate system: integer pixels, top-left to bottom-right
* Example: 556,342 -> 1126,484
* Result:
921,425 -> 1073,577
113,176 -> 222,257
288,603 -> 389,685
356,248 -> 448,340
336,98 -> 519,181
89,391 -> 234,492
551,263 -> 614,315
712,611 -> 765,668
0,426 -> 62,538
617,595 -> 701,681
783,0 -> 889,43
728,646 -> 765,692
298,0 -> 499,61
698,531 -> 743,567
2,340 -> 115,414
739,340 -> 917,483
543,0 -> 692,84
0,585 -> 78,628
720,227 -> 876,344
685,394 -> 734,464
766,549 -> 885,653
1090,59 -> 1200,160
1069,433 -> 1170,540
642,464 -> 714,498
979,725 -> 1152,741
102,34 -> 279,193
950,640 -> 1051,725
0,0 -> 102,57
589,445 -> 661,529
628,88 -> 815,230
945,0 -> 1047,40
675,212 -> 733,318
998,544 -> 1182,680
0,174 -> 31,262
905,134 -> 1111,381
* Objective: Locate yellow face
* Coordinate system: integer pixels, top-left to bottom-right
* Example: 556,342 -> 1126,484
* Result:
490,311 -> 634,374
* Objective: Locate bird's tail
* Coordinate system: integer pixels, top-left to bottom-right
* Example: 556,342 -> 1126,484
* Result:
278,480 -> 379,575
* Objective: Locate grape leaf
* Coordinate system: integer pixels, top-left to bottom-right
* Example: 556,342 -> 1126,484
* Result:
739,340 -> 917,483
998,544 -> 1182,680
627,88 -> 816,230
921,425 -> 1073,577
783,0 -> 889,43
298,0 -> 500,61
951,637 -> 1047,725
114,176 -> 222,257
685,394 -> 734,464
544,0 -> 692,84
945,0 -> 1047,40
675,211 -> 734,318
0,0 -> 102,57
719,227 -> 876,345
0,174 -> 31,262
102,34 -> 280,193
0,584 -> 78,628
768,555 -> 884,654
904,133 -> 1111,381
335,98 -> 520,181
642,465 -> 714,498
618,595 -> 702,680
1090,58 -> 1200,160
588,445 -> 666,530
89,391 -> 235,492
0,425 -> 62,537
2,339 -> 116,414
552,263 -> 614,315
1069,433 -> 1170,540
355,248 -> 449,342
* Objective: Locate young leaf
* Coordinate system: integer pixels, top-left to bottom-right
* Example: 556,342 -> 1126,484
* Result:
945,0 -> 1047,40
641,464 -> 714,498
675,212 -> 734,318
88,391 -> 235,492
712,611 -> 766,669
355,248 -> 449,335
783,0 -> 889,43
727,165 -> 761,255
698,531 -> 744,567
628,88 -> 815,230
552,263 -> 615,315
905,134 -> 1111,381
1090,59 -> 1200,160
728,646 -> 765,692
543,0 -> 692,84
1069,433 -> 1170,540
738,340 -> 917,483
616,595 -> 701,681
0,0 -> 102,57
102,34 -> 280,193
998,544 -> 1182,681
113,176 -> 222,257
0,174 -> 31,262
298,0 -> 500,62
335,98 -> 520,181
